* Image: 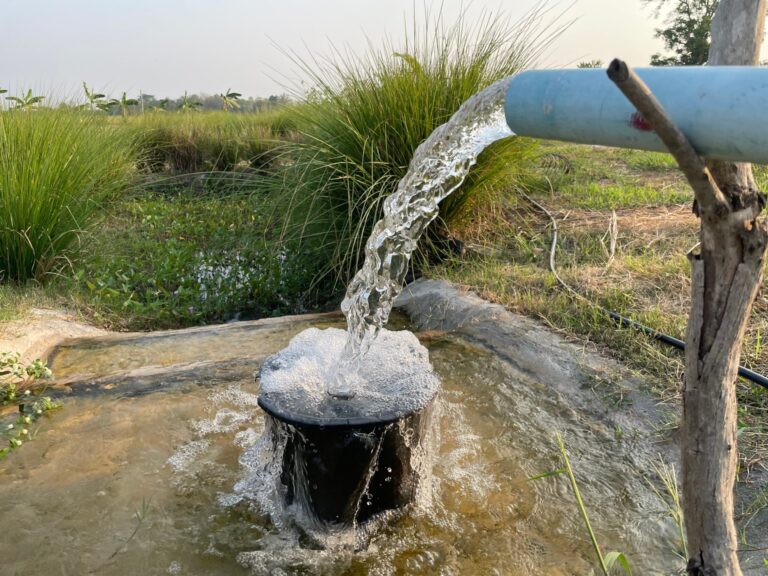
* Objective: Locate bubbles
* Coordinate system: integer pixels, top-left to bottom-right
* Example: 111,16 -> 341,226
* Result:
192,408 -> 250,436
259,327 -> 440,425
167,439 -> 211,474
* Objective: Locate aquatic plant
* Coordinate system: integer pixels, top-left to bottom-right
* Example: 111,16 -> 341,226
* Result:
269,4 -> 566,288
0,352 -> 58,459
0,109 -> 137,282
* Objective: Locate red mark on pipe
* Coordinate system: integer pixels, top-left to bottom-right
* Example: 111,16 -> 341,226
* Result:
629,111 -> 653,132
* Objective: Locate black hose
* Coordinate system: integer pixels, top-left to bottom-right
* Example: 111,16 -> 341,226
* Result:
518,188 -> 768,392
606,310 -> 768,390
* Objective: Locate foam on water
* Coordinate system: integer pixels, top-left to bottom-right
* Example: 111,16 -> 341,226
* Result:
167,439 -> 212,474
259,327 -> 440,425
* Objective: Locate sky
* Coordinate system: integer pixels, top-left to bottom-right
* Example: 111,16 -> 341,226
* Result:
0,0 -> 754,100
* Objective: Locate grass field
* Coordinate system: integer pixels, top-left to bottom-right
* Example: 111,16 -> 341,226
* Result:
429,140 -> 768,470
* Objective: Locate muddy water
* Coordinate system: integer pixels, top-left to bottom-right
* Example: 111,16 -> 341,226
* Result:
0,322 -> 680,575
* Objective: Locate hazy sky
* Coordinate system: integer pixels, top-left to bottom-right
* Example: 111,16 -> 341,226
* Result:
0,0 -> 754,100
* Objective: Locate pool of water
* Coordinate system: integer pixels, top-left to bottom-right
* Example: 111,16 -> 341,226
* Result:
0,319 -> 680,575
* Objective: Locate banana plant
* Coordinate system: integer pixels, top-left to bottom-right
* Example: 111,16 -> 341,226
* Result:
82,82 -> 118,112
179,91 -> 201,112
219,88 -> 242,111
118,92 -> 139,118
6,89 -> 45,111
82,82 -> 108,111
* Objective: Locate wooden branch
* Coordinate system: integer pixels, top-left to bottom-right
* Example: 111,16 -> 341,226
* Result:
606,59 -> 730,219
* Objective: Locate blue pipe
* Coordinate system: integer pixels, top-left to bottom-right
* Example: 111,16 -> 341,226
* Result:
505,67 -> 768,164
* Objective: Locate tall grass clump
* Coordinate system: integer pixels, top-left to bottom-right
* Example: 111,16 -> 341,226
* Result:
125,109 -> 298,173
270,5 -> 567,288
0,110 -> 136,283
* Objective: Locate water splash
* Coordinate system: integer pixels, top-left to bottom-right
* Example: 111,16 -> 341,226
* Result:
332,77 -> 514,397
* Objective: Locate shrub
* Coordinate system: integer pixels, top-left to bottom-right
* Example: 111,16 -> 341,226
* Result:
0,110 -> 137,283
268,6 -> 564,288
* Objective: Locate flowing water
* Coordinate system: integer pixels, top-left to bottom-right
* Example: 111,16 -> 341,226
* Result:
0,321 -> 681,575
333,78 -> 514,397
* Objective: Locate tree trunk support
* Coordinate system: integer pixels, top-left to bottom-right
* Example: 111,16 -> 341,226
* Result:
608,59 -> 768,576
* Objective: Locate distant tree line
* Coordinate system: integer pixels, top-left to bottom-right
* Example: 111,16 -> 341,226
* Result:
131,92 -> 292,114
0,83 -> 292,115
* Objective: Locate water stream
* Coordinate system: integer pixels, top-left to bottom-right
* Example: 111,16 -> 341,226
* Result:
333,78 -> 514,397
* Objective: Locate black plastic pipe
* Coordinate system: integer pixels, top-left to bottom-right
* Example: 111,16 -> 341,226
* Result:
517,187 -> 768,393
606,311 -> 768,391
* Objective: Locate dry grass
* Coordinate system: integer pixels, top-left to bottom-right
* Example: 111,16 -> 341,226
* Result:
430,141 -> 768,471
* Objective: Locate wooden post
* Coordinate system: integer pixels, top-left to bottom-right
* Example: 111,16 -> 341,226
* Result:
608,49 -> 767,574
686,2 -> 767,574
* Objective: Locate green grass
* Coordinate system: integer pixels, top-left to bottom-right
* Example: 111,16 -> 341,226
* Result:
523,142 -> 692,210
62,187 -> 323,330
267,6 -> 564,288
122,109 -> 297,174
0,109 -> 137,283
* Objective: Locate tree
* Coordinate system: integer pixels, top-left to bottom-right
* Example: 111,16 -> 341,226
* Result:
613,3 -> 766,574
81,82 -> 115,112
680,2 -> 766,574
645,0 -> 719,65
179,90 -> 201,112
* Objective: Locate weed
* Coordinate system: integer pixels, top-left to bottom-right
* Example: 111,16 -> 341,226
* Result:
647,457 -> 688,560
528,433 -> 633,575
125,109 -> 295,174
106,497 -> 153,560
0,352 -> 59,460
66,189 -> 322,329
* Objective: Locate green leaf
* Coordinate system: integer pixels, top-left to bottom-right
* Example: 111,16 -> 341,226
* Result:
526,468 -> 565,482
604,551 -> 632,575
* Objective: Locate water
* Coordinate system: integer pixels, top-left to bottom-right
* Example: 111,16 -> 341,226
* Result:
333,78 -> 514,397
260,327 -> 439,424
0,325 -> 681,574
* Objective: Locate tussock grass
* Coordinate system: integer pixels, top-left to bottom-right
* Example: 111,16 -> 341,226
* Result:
0,110 -> 137,283
268,5 -> 566,288
123,109 -> 298,173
